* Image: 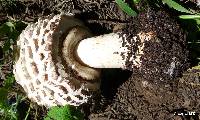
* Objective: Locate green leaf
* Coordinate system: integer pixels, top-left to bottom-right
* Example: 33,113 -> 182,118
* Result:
162,0 -> 193,14
0,88 -> 9,109
4,74 -> 15,89
0,22 -> 15,37
0,21 -> 26,53
115,0 -> 137,16
133,0 -> 140,4
44,105 -> 83,120
44,106 -> 66,120
4,22 -> 15,30
179,15 -> 200,19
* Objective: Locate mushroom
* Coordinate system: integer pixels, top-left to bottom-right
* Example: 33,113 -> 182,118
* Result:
13,13 -> 155,107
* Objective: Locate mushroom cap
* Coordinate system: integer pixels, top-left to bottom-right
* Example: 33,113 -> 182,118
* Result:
13,14 -> 100,107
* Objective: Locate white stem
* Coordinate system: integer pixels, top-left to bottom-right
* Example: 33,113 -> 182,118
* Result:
77,33 -> 128,69
76,32 -> 154,69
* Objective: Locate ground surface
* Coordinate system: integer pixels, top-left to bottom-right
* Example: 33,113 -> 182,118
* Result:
0,0 -> 200,120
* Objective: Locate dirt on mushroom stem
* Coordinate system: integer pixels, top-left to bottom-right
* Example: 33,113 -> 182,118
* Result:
118,9 -> 189,83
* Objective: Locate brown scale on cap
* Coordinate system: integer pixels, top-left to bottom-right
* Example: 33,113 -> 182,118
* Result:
13,14 -> 101,107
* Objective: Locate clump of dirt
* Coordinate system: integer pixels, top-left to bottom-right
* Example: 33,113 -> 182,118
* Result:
137,9 -> 188,83
117,8 -> 189,82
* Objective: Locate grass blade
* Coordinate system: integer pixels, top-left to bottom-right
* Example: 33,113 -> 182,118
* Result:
115,0 -> 137,16
163,0 -> 193,14
179,15 -> 200,19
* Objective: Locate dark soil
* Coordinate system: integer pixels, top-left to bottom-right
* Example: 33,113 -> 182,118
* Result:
90,69 -> 200,120
1,0 -> 200,120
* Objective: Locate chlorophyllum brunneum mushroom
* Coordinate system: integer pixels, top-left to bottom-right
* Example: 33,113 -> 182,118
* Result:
13,14 -> 155,107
